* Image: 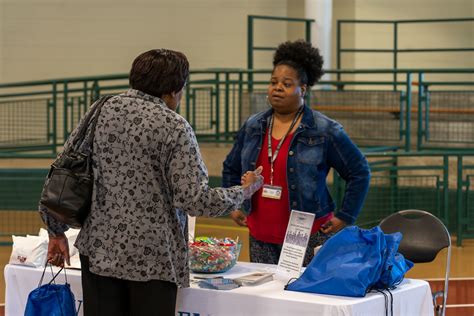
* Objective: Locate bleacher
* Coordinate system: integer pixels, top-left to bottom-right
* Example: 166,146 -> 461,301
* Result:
0,16 -> 472,248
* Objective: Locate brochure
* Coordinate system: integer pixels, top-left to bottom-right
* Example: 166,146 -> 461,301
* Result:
233,272 -> 274,286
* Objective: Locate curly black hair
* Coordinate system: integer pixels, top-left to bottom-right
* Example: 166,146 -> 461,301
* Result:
273,40 -> 324,86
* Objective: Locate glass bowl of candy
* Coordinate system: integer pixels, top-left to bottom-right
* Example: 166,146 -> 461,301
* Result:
189,237 -> 242,273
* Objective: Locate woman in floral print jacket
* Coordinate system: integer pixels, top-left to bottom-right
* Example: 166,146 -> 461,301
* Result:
40,49 -> 263,316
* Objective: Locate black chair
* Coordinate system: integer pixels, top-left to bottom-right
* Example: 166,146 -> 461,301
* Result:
380,209 -> 451,316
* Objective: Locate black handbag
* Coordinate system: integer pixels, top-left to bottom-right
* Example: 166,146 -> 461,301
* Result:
40,95 -> 112,228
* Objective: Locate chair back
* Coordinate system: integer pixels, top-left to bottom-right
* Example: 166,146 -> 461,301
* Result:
380,209 -> 450,263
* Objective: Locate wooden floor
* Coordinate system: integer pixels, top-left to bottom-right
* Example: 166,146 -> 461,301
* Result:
428,279 -> 474,316
1,217 -> 474,316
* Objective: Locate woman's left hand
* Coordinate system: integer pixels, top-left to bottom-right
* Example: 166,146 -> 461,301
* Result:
320,217 -> 347,234
47,234 -> 70,267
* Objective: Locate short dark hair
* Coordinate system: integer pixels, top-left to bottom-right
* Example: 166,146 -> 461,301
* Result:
129,49 -> 189,98
273,40 -> 324,86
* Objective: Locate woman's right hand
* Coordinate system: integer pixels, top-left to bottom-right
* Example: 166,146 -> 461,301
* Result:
230,209 -> 247,227
234,166 -> 262,226
241,166 -> 264,199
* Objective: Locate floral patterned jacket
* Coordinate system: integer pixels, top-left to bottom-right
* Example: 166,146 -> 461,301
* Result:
39,89 -> 244,287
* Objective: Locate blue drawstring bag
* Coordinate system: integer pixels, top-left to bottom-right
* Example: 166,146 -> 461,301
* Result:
374,232 -> 414,290
24,265 -> 76,316
285,226 -> 413,297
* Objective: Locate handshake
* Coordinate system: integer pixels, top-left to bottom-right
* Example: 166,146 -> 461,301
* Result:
241,166 -> 264,200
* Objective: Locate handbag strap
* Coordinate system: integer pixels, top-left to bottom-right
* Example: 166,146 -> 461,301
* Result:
69,95 -> 113,153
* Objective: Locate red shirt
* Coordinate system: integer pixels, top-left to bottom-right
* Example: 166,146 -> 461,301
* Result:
247,129 -> 333,244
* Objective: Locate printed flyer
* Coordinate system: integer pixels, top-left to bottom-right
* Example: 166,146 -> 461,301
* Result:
277,210 -> 315,278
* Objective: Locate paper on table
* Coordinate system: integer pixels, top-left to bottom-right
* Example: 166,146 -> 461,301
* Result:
233,272 -> 274,286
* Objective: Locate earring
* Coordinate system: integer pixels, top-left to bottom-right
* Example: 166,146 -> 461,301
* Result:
266,96 -> 272,107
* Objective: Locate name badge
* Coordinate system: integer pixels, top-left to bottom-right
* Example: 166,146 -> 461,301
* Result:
261,185 -> 282,200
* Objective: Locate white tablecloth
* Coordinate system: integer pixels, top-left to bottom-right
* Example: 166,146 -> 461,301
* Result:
5,262 -> 434,316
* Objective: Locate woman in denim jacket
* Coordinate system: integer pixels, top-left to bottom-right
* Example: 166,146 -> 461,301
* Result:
223,40 -> 371,265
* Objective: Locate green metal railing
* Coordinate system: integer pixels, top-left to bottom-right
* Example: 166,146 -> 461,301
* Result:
1,151 -> 474,245
0,74 -> 129,156
1,68 -> 473,157
457,156 -> 474,246
186,68 -> 420,150
337,18 -> 474,90
417,72 -> 474,150
247,15 -> 314,90
331,151 -> 474,245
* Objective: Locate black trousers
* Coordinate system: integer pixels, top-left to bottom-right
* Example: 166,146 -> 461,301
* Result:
80,255 -> 177,316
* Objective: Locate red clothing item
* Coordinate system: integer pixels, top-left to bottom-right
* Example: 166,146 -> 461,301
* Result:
247,129 -> 333,244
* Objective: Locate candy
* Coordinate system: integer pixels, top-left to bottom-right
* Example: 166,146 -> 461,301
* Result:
189,237 -> 241,273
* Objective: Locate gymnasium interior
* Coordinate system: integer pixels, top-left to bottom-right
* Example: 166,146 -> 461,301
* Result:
0,0 -> 473,315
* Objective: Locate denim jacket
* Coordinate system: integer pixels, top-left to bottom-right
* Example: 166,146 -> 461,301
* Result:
222,105 -> 371,224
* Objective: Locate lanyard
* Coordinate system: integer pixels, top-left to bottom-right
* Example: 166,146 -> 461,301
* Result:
267,107 -> 304,185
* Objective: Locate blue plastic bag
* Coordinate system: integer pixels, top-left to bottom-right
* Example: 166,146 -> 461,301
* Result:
24,266 -> 76,316
285,226 -> 413,297
375,232 -> 414,290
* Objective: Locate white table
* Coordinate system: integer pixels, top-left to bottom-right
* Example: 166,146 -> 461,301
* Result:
5,262 -> 434,316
